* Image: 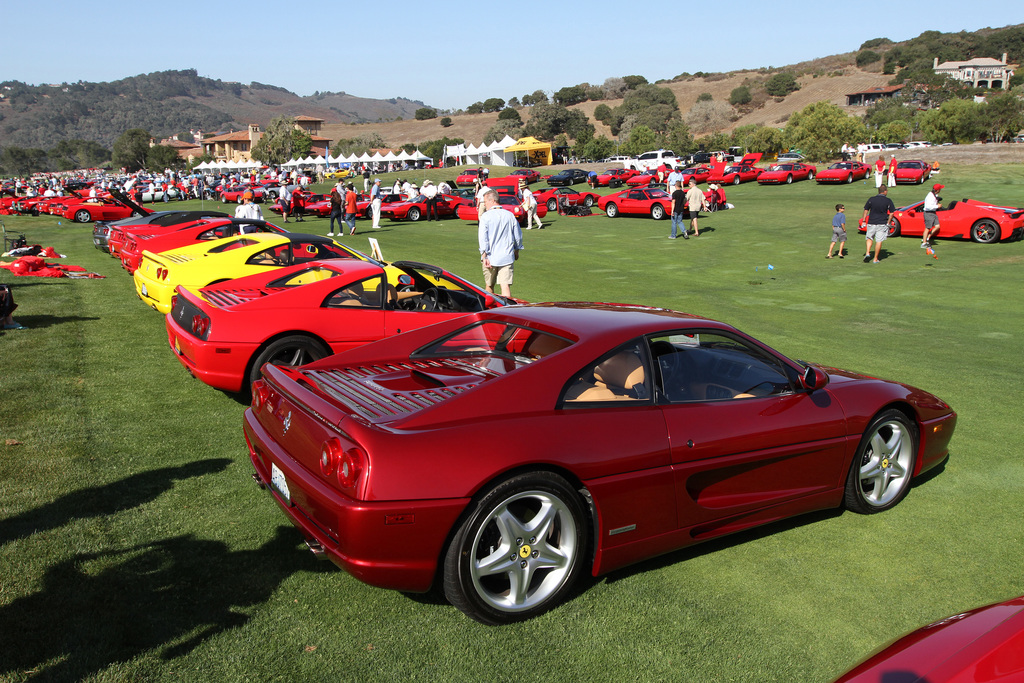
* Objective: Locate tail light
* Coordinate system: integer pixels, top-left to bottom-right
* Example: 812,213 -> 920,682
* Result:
320,438 -> 341,476
320,437 -> 365,489
251,379 -> 269,409
191,314 -> 209,338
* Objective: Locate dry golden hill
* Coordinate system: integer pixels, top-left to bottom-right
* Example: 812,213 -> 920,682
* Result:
322,65 -> 892,149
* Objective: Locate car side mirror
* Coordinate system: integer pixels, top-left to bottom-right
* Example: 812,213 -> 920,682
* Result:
801,366 -> 829,392
397,274 -> 413,286
907,211 -> 915,217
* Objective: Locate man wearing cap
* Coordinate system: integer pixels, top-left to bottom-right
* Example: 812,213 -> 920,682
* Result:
421,179 -> 439,221
922,183 -> 944,247
370,178 -> 383,229
234,190 -> 264,234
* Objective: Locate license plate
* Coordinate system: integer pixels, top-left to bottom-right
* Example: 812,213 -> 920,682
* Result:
270,462 -> 291,504
141,283 -> 148,297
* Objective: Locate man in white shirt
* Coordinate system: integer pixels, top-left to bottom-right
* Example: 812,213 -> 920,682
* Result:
519,179 -> 543,229
234,191 -> 264,233
921,183 -> 943,247
421,179 -> 439,221
478,188 -> 523,297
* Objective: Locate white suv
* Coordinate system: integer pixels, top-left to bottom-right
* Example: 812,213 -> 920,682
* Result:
626,149 -> 682,171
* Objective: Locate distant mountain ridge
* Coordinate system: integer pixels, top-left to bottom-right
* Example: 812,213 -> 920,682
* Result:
0,69 -> 428,149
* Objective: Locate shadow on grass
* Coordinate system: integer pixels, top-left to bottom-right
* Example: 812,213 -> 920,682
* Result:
0,525 -> 331,681
0,459 -> 231,547
6,314 -> 100,329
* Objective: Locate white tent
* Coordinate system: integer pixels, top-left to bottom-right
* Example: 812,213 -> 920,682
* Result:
396,150 -> 412,161
382,151 -> 398,162
311,155 -> 327,168
486,135 -> 519,166
464,143 -> 485,165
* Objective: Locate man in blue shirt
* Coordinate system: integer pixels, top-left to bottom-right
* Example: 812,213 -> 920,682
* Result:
478,189 -> 524,297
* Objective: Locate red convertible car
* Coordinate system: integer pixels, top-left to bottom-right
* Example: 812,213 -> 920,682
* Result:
243,303 -> 955,624
835,595 -> 1024,683
859,198 -> 1024,244
815,162 -> 871,184
598,187 -> 673,219
58,197 -> 140,223
168,259 -> 514,393
455,195 -> 548,224
531,187 -> 600,212
893,160 -> 931,185
380,193 -> 467,221
757,162 -> 817,184
456,169 -> 485,185
706,163 -> 763,186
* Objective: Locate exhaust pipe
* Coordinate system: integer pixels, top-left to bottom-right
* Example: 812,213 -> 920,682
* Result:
251,473 -> 266,489
305,538 -> 327,560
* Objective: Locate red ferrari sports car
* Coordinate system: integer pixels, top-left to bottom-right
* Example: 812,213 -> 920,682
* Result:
858,198 -> 1024,244
598,187 -> 673,219
120,218 -> 288,273
530,187 -> 600,212
816,162 -> 871,184
456,169 -> 485,185
168,259 -> 514,393
757,162 -> 818,184
835,595 -> 1024,682
626,170 -> 660,187
680,166 -> 713,185
594,168 -> 639,187
380,193 -> 467,221
706,163 -> 763,186
509,169 -> 540,184
243,302 -> 955,624
893,160 -> 931,185
59,197 -> 140,223
220,185 -> 271,203
455,195 -> 549,224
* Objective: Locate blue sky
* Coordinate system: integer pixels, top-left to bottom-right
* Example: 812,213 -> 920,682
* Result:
3,2 -> 1020,110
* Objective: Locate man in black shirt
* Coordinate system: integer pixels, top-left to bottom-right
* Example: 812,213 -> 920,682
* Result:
862,187 -> 896,263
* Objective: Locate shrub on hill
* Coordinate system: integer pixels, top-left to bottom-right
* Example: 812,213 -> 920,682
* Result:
764,73 -> 800,97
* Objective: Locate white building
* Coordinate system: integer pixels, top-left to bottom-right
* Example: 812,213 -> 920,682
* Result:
933,53 -> 1015,89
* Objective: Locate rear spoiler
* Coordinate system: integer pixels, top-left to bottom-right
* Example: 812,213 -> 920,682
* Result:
109,188 -> 153,216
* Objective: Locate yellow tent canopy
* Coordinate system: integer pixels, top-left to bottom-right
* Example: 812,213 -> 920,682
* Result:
502,136 -> 552,166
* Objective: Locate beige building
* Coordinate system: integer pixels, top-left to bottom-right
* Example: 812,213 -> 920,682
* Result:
201,119 -> 332,161
933,53 -> 1015,89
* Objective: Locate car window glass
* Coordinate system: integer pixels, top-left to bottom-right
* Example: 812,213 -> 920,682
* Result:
270,266 -> 341,287
648,331 -> 795,402
325,275 -> 386,308
562,340 -> 651,404
246,244 -> 289,266
414,322 -> 572,371
208,237 -> 259,253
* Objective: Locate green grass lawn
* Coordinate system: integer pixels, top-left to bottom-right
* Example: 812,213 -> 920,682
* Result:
2,164 -> 1023,682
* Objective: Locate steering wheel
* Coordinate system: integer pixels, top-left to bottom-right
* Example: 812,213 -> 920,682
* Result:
397,285 -> 419,310
417,288 -> 439,312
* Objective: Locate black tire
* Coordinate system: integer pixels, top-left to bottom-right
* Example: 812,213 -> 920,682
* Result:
971,219 -> 1000,244
888,219 -> 901,238
807,171 -> 815,181
408,207 -> 422,221
605,202 -> 618,218
785,175 -> 793,184
846,173 -> 854,184
221,195 -> 228,203
547,198 -> 557,212
74,209 -> 92,223
443,471 -> 589,624
844,409 -> 918,514
584,195 -> 594,207
650,204 -> 666,220
248,334 -> 330,389
732,176 -> 740,185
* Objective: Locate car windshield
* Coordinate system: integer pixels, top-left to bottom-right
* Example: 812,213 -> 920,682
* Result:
829,163 -> 853,169
413,321 -> 573,368
768,165 -> 793,171
647,189 -> 670,198
897,162 -> 922,169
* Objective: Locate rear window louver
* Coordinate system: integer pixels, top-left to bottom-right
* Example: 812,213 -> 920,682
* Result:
163,254 -> 196,264
303,360 -> 481,419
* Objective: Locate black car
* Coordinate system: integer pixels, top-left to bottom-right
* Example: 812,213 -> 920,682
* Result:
546,169 -> 589,187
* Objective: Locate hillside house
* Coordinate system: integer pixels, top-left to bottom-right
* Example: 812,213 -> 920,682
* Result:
933,53 -> 1015,89
846,85 -> 905,106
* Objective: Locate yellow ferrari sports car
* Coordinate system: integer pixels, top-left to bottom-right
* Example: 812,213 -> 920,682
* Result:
325,168 -> 353,179
134,232 -> 374,314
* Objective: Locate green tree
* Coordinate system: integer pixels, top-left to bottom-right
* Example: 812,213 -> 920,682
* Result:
147,144 -> 182,169
497,107 -> 522,123
856,50 -> 881,67
580,135 -> 615,161
440,117 -> 453,127
553,86 -> 586,106
0,146 -> 48,176
765,73 -> 800,97
619,125 -> 658,155
291,129 -> 313,158
865,97 -> 916,128
980,92 -> 1024,142
663,120 -> 695,157
482,98 -> 506,113
610,84 -> 680,135
918,98 -> 985,143
522,103 -> 594,141
877,120 -> 912,144
593,103 -> 613,124
622,75 -> 648,90
729,86 -> 752,106
414,107 -> 438,120
251,117 -> 296,164
112,128 -> 151,171
466,102 -> 484,114
507,96 -> 520,108
483,120 -> 523,145
784,102 -> 865,161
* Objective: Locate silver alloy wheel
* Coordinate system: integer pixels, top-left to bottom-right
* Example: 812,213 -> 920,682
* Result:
467,489 -> 579,614
846,410 -> 917,513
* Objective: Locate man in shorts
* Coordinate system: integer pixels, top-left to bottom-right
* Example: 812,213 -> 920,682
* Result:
478,188 -> 523,297
862,186 -> 895,263
922,183 -> 944,247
